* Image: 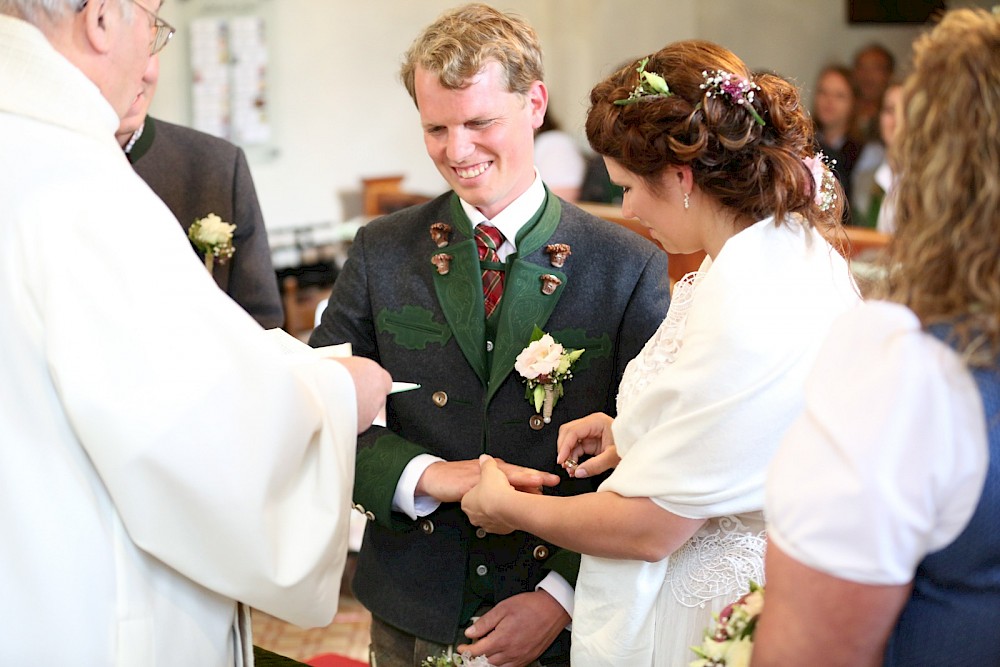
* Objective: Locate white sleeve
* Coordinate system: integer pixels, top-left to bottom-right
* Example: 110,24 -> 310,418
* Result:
37,176 -> 362,627
393,454 -> 445,519
766,302 -> 988,585
534,131 -> 586,188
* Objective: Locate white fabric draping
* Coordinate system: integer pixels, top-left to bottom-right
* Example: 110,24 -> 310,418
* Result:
572,217 -> 860,666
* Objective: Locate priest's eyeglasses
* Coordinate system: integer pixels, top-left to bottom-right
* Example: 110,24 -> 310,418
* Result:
77,0 -> 175,55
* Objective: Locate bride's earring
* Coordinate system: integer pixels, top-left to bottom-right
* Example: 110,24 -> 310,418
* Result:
683,192 -> 690,210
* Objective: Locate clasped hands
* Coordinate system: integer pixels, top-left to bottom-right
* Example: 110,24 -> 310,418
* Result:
459,412 -> 620,534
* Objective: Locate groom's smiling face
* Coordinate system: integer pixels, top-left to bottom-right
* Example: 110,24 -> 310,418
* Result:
415,61 -> 546,220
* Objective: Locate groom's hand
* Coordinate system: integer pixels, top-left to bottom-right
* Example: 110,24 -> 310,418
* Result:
457,590 -> 568,667
417,457 -> 560,504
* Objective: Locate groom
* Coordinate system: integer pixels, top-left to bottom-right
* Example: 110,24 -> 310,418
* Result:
310,4 -> 669,665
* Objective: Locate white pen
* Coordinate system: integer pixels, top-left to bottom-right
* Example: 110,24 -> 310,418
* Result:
390,382 -> 421,394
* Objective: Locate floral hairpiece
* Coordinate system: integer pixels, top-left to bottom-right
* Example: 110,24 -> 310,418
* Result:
802,152 -> 838,212
700,70 -> 765,127
613,57 -> 673,106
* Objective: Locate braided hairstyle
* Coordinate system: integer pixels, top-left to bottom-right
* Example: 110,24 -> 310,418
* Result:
586,40 -> 844,232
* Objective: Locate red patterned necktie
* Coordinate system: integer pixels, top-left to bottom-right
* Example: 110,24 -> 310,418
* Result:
475,224 -> 505,318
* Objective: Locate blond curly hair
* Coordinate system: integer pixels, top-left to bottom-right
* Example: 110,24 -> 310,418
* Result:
881,8 -> 1000,366
399,3 -> 543,107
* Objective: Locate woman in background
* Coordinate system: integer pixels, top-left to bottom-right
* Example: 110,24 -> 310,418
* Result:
755,8 -> 1000,666
812,65 -> 863,212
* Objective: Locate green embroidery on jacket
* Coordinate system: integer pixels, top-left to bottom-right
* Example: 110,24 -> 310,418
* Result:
547,328 -> 612,372
377,306 -> 452,350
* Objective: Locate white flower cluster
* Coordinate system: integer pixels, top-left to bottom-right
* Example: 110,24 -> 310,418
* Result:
421,650 -> 493,667
189,213 -> 236,261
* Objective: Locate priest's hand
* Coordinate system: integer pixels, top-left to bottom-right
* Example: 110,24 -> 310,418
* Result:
556,411 -> 619,478
331,357 -> 392,433
457,589 -> 569,667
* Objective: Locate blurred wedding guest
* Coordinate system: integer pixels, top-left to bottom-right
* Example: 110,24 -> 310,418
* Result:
0,1 -> 391,664
755,9 -> 1000,667
462,41 -> 859,666
870,82 -> 903,233
851,42 -> 895,143
310,4 -> 669,665
812,65 -> 863,211
578,153 -> 624,205
851,80 -> 903,227
534,111 -> 586,201
117,53 -> 284,329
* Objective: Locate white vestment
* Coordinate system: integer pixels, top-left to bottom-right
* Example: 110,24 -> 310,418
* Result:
0,16 -> 358,666
571,217 -> 860,666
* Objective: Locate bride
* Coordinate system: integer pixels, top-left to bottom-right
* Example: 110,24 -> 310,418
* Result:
462,40 -> 860,666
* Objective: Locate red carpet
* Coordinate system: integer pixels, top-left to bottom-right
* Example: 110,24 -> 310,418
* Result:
304,653 -> 367,667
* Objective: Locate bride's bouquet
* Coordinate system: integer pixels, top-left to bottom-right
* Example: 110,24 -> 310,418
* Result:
690,581 -> 764,667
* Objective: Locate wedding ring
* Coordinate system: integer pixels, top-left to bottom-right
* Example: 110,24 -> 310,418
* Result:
564,458 -> 578,469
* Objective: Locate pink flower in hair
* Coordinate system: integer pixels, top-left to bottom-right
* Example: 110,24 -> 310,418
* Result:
802,153 -> 838,211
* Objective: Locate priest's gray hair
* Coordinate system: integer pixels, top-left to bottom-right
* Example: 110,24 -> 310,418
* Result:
0,0 -> 131,24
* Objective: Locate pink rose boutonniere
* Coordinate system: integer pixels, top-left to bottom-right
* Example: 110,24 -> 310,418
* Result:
515,327 -> 584,424
691,581 -> 765,667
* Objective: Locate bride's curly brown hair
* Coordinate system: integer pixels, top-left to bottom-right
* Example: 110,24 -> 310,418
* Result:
585,40 -> 843,234
878,8 -> 1000,366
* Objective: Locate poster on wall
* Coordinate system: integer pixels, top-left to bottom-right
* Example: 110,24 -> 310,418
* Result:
190,13 -> 270,145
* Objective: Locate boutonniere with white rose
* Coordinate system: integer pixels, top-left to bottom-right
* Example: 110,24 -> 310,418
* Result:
515,327 -> 585,424
690,581 -> 764,667
188,213 -> 236,273
421,649 -> 492,667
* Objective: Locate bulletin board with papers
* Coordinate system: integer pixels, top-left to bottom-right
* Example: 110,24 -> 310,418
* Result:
188,1 -> 273,148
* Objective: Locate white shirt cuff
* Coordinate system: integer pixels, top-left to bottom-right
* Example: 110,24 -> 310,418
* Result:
392,453 -> 444,519
537,571 -> 574,624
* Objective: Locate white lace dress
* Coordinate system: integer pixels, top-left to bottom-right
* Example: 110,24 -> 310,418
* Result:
570,217 -> 861,666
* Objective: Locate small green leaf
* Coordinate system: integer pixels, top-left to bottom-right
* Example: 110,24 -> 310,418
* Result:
642,71 -> 671,96
533,384 -> 545,412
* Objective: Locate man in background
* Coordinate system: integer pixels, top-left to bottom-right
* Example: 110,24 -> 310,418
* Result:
851,42 -> 895,143
117,52 -> 284,329
0,0 -> 390,663
311,4 -> 669,665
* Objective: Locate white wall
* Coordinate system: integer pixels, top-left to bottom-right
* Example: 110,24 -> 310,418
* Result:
151,0 -> 990,231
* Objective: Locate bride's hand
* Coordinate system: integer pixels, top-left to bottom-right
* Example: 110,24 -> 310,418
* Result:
556,412 -> 619,478
461,455 -> 518,534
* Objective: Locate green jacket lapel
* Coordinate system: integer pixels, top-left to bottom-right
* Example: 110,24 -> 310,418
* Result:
431,196 -> 488,384
487,193 -> 565,403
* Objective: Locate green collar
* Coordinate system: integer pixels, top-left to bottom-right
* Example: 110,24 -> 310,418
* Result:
448,188 -> 563,259
126,115 -> 156,164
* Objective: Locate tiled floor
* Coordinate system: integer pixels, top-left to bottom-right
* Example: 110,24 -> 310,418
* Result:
252,592 -> 371,664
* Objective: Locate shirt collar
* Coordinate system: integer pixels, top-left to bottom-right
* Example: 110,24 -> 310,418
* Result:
459,170 -> 546,252
123,123 -> 145,154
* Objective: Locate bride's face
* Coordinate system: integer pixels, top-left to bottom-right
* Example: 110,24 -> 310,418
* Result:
604,157 -> 703,255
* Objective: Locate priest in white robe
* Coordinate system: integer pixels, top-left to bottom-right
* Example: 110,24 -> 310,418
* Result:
0,1 -> 391,664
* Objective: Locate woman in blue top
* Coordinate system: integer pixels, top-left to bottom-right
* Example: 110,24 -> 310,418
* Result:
757,8 -> 1000,667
